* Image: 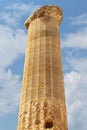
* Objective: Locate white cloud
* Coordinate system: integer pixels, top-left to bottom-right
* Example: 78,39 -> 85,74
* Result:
64,71 -> 80,99
69,58 -> 87,72
0,24 -> 26,69
0,3 -> 40,26
6,3 -> 40,13
70,13 -> 87,25
61,27 -> 87,48
0,69 -> 21,116
64,71 -> 87,130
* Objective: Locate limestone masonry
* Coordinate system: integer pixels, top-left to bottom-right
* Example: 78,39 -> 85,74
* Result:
17,5 -> 68,130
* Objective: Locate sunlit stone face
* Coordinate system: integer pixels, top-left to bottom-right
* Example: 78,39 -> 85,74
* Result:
17,5 -> 68,130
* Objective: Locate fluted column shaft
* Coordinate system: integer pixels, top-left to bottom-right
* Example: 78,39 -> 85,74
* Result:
17,5 -> 68,130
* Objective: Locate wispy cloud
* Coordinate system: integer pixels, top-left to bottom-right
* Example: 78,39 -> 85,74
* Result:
0,69 -> 21,116
64,71 -> 87,130
0,3 -> 40,26
68,58 -> 87,72
70,13 -> 87,25
6,3 -> 40,13
61,27 -> 87,48
0,24 -> 26,69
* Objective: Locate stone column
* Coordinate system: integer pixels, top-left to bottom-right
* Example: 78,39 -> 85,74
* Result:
17,5 -> 68,130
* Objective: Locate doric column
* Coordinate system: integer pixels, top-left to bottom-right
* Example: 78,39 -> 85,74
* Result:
17,5 -> 68,130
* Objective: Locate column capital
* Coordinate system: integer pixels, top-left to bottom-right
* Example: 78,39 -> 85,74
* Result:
24,5 -> 63,29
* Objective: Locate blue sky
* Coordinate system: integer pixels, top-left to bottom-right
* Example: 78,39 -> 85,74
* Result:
0,0 -> 87,130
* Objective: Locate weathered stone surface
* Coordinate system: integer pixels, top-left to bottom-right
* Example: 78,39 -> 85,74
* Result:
25,5 -> 62,29
17,5 -> 68,130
